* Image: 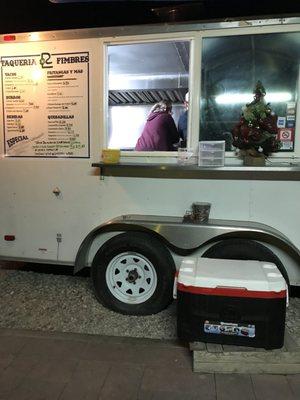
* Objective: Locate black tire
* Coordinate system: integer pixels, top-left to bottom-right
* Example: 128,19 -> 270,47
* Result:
91,232 -> 176,315
202,238 -> 290,286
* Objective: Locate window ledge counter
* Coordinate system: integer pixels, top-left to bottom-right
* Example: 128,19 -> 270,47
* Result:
92,162 -> 300,181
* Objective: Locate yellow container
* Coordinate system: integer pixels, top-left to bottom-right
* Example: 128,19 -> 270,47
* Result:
101,149 -> 120,164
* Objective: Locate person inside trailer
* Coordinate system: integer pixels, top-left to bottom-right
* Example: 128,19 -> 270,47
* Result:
135,100 -> 179,151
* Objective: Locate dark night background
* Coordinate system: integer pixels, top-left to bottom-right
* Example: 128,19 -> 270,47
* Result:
1,0 -> 300,34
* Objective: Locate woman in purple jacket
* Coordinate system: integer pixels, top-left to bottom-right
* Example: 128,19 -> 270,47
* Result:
135,100 -> 179,151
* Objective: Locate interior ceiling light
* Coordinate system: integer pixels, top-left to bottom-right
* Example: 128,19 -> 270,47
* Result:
215,92 -> 292,105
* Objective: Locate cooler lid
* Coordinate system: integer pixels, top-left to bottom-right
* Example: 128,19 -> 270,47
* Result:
178,257 -> 286,293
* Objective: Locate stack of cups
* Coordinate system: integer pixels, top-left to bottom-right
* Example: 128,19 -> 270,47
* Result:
192,202 -> 211,222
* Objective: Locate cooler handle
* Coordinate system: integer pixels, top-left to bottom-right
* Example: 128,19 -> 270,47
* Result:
216,286 -> 248,291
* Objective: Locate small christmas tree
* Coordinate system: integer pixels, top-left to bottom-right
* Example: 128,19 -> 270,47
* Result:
232,81 -> 281,158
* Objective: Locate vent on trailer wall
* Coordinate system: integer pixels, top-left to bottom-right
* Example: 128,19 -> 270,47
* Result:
108,88 -> 187,106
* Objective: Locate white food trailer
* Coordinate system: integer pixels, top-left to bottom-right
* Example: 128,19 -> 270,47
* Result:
1,17 -> 300,315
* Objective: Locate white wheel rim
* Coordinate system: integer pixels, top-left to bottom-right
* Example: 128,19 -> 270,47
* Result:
106,252 -> 157,304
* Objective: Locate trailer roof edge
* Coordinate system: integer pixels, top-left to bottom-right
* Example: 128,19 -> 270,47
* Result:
1,16 -> 300,43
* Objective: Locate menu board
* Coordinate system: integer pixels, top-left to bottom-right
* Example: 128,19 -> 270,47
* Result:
1,51 -> 89,157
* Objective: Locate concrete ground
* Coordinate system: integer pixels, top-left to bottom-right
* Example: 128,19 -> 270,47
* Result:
1,261 -> 300,399
0,328 -> 300,400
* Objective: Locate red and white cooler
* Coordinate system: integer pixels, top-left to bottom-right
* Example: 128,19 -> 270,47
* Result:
177,257 -> 288,349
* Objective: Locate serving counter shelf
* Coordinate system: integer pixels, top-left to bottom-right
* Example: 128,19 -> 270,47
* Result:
92,162 -> 300,181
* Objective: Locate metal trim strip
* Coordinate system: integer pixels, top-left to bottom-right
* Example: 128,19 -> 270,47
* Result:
2,18 -> 300,42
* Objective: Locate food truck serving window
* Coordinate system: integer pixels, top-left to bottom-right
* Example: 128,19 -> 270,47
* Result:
106,40 -> 190,152
200,31 -> 300,154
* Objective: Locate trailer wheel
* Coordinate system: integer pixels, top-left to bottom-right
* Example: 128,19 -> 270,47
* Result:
202,238 -> 290,286
91,232 -> 176,315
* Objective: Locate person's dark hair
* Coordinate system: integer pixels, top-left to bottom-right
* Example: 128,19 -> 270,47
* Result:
150,99 -> 172,114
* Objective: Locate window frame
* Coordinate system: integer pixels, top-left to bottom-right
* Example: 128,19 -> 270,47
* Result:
103,32 -> 196,159
102,23 -> 300,162
199,23 -> 300,161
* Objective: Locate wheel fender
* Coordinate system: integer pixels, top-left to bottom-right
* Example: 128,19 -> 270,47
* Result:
74,223 -> 163,274
74,215 -> 300,274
